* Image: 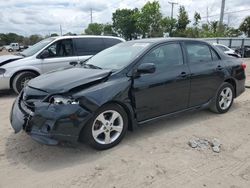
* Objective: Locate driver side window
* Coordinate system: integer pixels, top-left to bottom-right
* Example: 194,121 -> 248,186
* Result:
46,39 -> 74,58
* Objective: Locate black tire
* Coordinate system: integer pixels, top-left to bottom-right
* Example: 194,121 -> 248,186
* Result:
8,48 -> 13,52
209,82 -> 234,114
12,71 -> 37,94
80,103 -> 128,150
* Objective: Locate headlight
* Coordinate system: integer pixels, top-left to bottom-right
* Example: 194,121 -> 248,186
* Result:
0,68 -> 6,75
50,95 -> 79,105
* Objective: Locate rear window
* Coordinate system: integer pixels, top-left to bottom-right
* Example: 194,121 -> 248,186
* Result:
74,38 -> 105,56
104,38 -> 123,48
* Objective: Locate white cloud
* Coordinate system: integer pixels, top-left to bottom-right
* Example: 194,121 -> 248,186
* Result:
0,0 -> 249,36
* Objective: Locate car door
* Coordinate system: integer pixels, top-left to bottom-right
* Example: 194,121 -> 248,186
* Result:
74,38 -> 106,62
132,42 -> 191,122
185,42 -> 224,107
39,39 -> 79,73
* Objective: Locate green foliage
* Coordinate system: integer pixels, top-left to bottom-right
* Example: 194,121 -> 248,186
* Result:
0,33 -> 43,46
239,16 -> 250,37
50,33 -> 59,37
136,1 -> 163,38
112,8 -> 138,40
103,24 -> 117,36
84,23 -> 103,35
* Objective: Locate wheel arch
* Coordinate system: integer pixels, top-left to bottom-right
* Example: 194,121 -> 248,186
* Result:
103,100 -> 136,131
10,69 -> 40,89
224,77 -> 237,97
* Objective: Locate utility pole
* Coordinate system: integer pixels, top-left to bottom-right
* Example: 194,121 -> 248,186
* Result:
219,0 -> 226,32
60,24 -> 62,36
90,8 -> 93,24
168,1 -> 178,19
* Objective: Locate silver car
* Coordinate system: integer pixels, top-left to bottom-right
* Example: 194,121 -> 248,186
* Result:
0,35 -> 125,93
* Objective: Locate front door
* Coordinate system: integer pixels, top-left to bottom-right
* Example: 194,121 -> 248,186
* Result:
40,39 -> 79,73
132,42 -> 191,122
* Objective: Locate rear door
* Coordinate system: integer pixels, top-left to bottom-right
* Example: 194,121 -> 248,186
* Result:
40,39 -> 78,73
74,38 -> 106,62
133,42 -> 191,121
185,41 -> 224,107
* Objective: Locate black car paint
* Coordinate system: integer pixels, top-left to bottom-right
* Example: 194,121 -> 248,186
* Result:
10,38 -> 246,145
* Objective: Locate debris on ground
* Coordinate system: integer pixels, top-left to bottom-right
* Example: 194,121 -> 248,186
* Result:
188,138 -> 221,153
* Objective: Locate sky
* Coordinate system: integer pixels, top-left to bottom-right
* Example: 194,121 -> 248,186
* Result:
0,0 -> 250,36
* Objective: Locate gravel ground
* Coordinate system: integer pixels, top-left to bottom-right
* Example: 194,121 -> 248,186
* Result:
1,50 -> 250,187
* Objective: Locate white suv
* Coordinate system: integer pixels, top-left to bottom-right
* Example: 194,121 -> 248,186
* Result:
0,35 -> 125,93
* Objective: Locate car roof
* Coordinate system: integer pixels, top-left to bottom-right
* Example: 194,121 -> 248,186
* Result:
51,35 -> 125,42
127,37 -> 211,45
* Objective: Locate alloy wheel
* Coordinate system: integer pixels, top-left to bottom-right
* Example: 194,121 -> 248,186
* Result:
219,87 -> 233,110
92,110 -> 124,145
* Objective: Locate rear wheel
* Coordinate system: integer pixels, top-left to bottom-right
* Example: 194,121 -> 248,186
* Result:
12,71 -> 37,94
81,103 -> 128,150
210,82 -> 234,113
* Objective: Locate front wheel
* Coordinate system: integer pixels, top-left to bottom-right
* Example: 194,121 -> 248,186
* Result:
12,71 -> 37,94
81,104 -> 128,150
210,83 -> 234,113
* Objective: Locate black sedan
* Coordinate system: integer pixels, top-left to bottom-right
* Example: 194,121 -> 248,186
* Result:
10,38 -> 246,150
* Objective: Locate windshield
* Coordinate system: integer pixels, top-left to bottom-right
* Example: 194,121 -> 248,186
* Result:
85,42 -> 151,70
21,38 -> 56,57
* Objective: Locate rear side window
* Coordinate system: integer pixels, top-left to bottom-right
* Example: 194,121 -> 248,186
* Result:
186,43 -> 212,63
74,38 -> 105,56
104,38 -> 122,48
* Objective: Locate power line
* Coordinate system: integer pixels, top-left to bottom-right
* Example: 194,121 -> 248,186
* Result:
201,8 -> 250,19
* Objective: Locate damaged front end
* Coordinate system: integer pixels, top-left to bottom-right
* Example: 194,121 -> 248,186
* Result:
10,86 -> 92,145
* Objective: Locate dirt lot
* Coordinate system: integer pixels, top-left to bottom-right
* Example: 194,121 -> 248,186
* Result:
0,51 -> 250,187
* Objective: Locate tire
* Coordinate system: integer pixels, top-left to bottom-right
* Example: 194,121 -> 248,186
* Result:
81,103 -> 128,150
8,49 -> 13,52
209,82 -> 234,114
12,71 -> 37,94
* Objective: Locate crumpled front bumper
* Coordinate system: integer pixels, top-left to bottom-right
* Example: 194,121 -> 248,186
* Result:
10,94 -> 92,145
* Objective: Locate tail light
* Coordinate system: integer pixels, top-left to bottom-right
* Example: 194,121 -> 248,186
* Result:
241,63 -> 247,70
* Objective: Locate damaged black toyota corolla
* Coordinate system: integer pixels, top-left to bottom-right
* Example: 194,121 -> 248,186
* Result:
10,38 -> 246,150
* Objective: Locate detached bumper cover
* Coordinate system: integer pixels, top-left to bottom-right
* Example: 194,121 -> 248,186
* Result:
10,95 -> 92,145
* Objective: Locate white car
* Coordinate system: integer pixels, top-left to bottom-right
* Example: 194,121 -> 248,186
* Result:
213,43 -> 241,58
0,35 -> 125,93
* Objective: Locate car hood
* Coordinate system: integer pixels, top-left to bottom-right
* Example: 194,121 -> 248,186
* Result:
0,55 -> 23,66
28,67 -> 112,93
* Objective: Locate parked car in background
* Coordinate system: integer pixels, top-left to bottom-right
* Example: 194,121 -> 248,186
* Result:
213,43 -> 241,58
5,43 -> 21,52
0,35 -> 125,93
10,38 -> 246,150
235,45 -> 250,58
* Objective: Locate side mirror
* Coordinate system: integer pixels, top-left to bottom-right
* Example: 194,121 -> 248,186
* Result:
137,63 -> 156,74
39,50 -> 50,59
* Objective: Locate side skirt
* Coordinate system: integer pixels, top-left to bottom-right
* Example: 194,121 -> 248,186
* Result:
137,100 -> 212,126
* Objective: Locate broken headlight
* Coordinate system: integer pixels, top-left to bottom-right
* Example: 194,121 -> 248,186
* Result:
50,95 -> 79,105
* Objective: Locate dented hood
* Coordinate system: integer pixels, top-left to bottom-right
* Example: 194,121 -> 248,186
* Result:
28,67 -> 111,93
0,55 -> 23,66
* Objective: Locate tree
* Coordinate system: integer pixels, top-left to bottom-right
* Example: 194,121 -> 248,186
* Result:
84,23 -> 103,35
161,16 -> 177,37
176,6 -> 190,31
112,8 -> 138,40
50,33 -> 59,37
29,34 -> 43,45
137,1 -> 163,38
103,23 -> 117,36
239,16 -> 250,37
193,12 -> 201,27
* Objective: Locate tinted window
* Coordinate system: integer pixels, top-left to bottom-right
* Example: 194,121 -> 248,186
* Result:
141,43 -> 183,68
46,39 -> 73,58
186,43 -> 212,63
75,38 -> 105,56
104,38 -> 122,48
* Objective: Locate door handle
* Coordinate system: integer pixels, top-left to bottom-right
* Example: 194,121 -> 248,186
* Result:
178,72 -> 188,78
69,61 -> 78,66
